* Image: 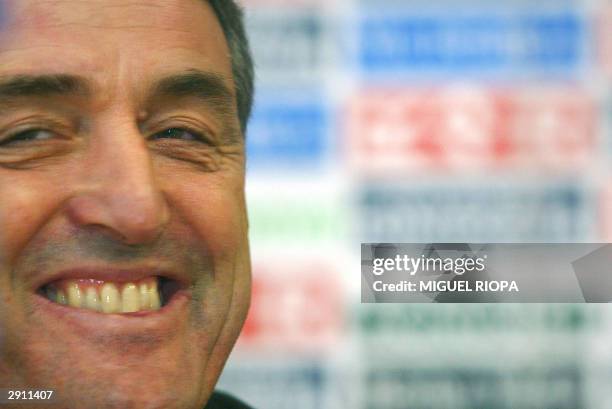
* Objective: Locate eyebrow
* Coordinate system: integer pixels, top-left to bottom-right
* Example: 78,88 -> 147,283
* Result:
0,74 -> 90,100
0,70 -> 235,107
0,71 -> 241,143
154,70 -> 234,103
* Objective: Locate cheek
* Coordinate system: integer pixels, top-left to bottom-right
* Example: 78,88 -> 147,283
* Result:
169,177 -> 247,257
0,173 -> 65,266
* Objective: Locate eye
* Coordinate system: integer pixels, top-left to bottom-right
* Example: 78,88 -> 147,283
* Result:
0,128 -> 55,145
151,127 -> 206,142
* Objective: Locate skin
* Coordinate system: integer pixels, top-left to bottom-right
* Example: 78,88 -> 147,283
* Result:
0,1 -> 251,408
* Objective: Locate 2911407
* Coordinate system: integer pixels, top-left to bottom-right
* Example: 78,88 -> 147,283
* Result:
7,390 -> 54,401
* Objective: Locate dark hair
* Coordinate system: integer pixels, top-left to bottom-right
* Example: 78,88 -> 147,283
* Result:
207,0 -> 254,134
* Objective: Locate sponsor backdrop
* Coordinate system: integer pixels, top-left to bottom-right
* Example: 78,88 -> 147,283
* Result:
218,0 -> 612,408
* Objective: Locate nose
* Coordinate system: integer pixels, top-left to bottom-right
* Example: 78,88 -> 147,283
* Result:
66,118 -> 169,245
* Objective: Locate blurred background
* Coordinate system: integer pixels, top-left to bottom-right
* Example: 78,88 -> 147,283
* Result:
217,0 -> 612,407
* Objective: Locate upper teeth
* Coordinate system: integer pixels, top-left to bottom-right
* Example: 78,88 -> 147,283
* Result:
46,279 -> 161,313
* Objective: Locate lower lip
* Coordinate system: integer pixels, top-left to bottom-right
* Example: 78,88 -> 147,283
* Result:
31,289 -> 191,337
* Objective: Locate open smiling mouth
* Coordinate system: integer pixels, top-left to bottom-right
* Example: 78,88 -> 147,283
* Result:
37,277 -> 182,314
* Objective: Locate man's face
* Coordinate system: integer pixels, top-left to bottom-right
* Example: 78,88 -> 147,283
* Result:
0,1 -> 251,408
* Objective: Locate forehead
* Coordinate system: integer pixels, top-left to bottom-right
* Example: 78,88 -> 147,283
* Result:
0,0 -> 231,88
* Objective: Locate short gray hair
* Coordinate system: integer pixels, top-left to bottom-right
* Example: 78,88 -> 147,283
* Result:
208,0 -> 254,134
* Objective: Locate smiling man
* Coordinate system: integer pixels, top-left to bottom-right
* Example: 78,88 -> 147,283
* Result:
0,1 -> 254,408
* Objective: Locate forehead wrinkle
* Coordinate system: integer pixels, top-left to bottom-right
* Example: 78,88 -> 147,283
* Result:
9,0 -> 206,32
27,22 -> 203,35
29,0 -> 185,9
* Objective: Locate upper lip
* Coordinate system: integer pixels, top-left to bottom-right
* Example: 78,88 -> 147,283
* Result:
31,265 -> 189,292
